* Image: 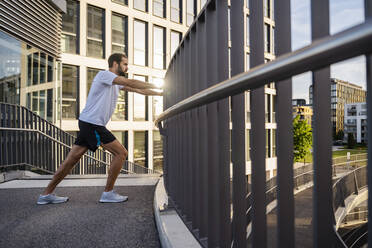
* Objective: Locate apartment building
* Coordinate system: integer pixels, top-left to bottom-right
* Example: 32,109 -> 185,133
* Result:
309,78 -> 366,136
344,102 -> 367,144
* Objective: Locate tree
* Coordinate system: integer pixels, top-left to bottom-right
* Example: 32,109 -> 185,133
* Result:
335,130 -> 344,141
347,133 -> 356,149
293,115 -> 313,162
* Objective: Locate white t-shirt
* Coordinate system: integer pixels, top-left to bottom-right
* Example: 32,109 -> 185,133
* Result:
79,70 -> 123,126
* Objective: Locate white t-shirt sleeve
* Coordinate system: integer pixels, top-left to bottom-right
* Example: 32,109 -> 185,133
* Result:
100,71 -> 118,86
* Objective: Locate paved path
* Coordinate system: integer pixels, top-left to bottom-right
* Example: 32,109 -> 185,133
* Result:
0,178 -> 160,248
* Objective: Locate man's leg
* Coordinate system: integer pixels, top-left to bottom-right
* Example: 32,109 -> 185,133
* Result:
42,145 -> 88,195
101,139 -> 128,192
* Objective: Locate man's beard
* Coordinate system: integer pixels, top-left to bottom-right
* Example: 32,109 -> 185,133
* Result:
117,67 -> 127,77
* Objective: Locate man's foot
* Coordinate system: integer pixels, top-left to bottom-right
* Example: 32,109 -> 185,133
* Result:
37,193 -> 69,205
99,190 -> 128,203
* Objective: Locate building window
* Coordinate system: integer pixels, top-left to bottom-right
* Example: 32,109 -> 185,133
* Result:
170,30 -> 182,58
265,94 -> 271,122
33,52 -> 39,85
133,20 -> 148,66
112,13 -> 128,55
112,131 -> 128,149
153,0 -> 166,18
87,5 -> 105,58
112,73 -> 128,121
87,67 -> 100,96
264,24 -> 271,53
62,64 -> 79,119
246,53 -> 250,71
152,78 -> 164,121
48,56 -> 54,82
266,129 -> 271,158
62,0 -> 79,54
40,53 -> 46,84
153,26 -> 166,69
153,131 -> 163,171
246,15 -> 250,46
171,0 -> 182,23
112,0 -> 128,5
186,0 -> 195,26
200,0 -> 207,8
272,129 -> 276,157
133,75 -> 148,121
134,0 -> 148,12
134,131 -> 148,167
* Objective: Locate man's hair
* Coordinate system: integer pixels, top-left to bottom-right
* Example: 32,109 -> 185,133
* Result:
108,53 -> 127,68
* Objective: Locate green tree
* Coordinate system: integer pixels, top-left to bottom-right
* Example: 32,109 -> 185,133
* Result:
347,133 -> 356,149
335,130 -> 344,140
293,115 -> 313,162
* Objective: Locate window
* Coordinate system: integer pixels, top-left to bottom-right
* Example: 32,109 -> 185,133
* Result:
112,13 -> 128,55
246,15 -> 250,46
153,131 -> 163,171
134,0 -> 147,12
266,129 -> 271,158
112,131 -> 128,149
112,0 -> 128,5
87,68 -> 100,96
112,73 -> 128,121
133,20 -> 148,66
152,78 -> 164,121
272,129 -> 276,157
134,131 -> 148,167
246,0 -> 249,8
62,0 -> 79,54
40,53 -> 46,84
246,53 -> 250,71
264,24 -> 271,53
186,0 -> 195,26
153,0 -> 166,18
32,52 -> 39,85
265,94 -> 271,122
133,75 -> 148,121
200,0 -> 207,8
170,31 -> 182,58
153,26 -> 166,69
171,0 -> 182,23
87,5 -> 105,58
62,64 -> 79,119
47,56 -> 54,82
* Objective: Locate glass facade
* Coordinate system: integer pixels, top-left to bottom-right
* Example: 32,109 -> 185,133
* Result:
112,0 -> 128,6
62,64 -> 79,119
112,13 -> 128,55
153,131 -> 163,171
87,67 -> 99,96
134,0 -> 147,12
87,5 -> 104,58
0,30 -> 58,122
171,30 -> 181,58
153,26 -> 166,69
152,78 -> 164,121
133,20 -> 148,66
61,0 -> 79,54
133,75 -> 148,121
186,0 -> 195,26
134,131 -> 148,167
153,0 -> 166,18
171,0 -> 182,23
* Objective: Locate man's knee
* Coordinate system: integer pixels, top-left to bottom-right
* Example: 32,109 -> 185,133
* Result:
115,147 -> 127,161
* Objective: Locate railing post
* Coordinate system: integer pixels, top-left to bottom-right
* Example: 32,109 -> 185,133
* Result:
249,0 -> 266,246
311,0 -> 333,247
275,0 -> 295,247
216,0 -> 231,246
231,0 -> 248,247
365,0 -> 372,245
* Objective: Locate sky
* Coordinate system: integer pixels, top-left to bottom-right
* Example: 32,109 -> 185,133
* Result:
290,0 -> 366,103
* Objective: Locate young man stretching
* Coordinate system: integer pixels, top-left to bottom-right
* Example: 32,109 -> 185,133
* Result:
37,53 -> 162,204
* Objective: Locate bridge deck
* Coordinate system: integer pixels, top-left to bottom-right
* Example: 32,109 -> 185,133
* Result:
0,177 -> 160,248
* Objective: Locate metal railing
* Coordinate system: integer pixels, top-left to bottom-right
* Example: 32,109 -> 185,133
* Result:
0,102 -> 159,175
155,0 -> 372,247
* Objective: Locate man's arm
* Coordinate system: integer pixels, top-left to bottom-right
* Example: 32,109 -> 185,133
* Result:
122,86 -> 163,96
113,76 -> 160,90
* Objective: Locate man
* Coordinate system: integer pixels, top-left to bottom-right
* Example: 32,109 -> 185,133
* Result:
37,53 -> 162,204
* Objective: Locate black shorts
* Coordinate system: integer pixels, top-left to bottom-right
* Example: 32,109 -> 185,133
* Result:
74,120 -> 116,152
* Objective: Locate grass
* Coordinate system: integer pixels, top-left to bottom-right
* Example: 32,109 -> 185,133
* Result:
298,146 -> 367,163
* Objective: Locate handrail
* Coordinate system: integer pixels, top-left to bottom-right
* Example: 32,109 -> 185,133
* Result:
155,19 -> 372,127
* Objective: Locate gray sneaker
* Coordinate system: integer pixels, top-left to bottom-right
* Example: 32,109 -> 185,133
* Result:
99,190 -> 128,203
37,193 -> 69,205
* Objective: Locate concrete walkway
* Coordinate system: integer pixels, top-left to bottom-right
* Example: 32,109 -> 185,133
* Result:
0,177 -> 160,248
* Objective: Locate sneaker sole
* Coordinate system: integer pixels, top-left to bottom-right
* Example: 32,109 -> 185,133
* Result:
37,199 -> 69,205
99,198 -> 128,203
